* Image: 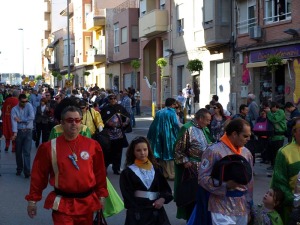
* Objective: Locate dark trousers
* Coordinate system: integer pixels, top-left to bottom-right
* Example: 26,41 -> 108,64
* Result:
36,122 -> 50,146
15,129 -> 32,176
185,98 -> 191,116
136,101 -> 141,115
104,139 -> 123,172
269,139 -> 284,167
257,137 -> 270,162
245,135 -> 256,165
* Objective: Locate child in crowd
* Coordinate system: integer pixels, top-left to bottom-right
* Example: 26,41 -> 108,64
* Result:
251,188 -> 284,225
120,136 -> 173,225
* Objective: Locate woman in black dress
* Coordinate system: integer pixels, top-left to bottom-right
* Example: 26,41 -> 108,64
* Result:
120,136 -> 173,225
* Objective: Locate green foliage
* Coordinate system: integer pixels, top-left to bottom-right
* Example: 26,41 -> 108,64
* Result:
35,75 -> 43,81
65,73 -> 74,80
130,59 -> 141,70
266,55 -> 283,73
186,59 -> 203,73
106,73 -> 113,78
57,74 -> 63,81
84,71 -> 90,76
52,71 -> 59,77
156,58 -> 167,68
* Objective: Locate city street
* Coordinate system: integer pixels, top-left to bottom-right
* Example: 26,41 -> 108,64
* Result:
0,115 -> 273,225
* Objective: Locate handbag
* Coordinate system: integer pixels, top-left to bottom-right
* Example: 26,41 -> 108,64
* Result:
176,167 -> 198,208
103,178 -> 124,218
89,108 -> 111,153
93,209 -> 107,225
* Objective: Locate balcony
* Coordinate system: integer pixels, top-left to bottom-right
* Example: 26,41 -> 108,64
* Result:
86,9 -> 106,31
86,49 -> 106,65
139,9 -> 168,38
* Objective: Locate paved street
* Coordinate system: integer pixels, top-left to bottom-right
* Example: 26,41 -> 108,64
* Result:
0,115 -> 273,225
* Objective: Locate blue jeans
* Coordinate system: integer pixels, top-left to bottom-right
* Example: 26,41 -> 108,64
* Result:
15,129 -> 32,176
130,113 -> 136,127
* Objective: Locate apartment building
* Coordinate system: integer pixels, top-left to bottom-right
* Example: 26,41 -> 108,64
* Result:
233,0 -> 300,108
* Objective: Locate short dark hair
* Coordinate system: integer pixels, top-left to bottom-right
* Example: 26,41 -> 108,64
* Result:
212,95 -> 219,102
270,101 -> 280,109
225,118 -> 250,136
165,98 -> 176,107
284,102 -> 294,109
61,106 -> 82,121
194,108 -> 210,120
18,93 -> 27,100
239,104 -> 248,113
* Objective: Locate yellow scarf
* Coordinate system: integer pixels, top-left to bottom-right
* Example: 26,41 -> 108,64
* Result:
134,158 -> 152,170
220,133 -> 242,155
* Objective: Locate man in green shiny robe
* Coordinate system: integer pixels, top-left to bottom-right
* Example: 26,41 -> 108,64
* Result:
174,108 -> 214,222
147,98 -> 180,180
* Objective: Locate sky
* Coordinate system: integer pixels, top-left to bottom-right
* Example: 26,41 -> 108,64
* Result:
0,0 -> 44,75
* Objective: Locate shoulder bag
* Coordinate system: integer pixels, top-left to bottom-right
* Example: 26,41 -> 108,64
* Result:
89,108 -> 111,153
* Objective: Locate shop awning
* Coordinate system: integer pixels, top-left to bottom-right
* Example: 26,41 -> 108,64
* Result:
246,59 -> 289,68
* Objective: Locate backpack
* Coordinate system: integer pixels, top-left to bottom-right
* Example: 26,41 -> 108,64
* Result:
253,118 -> 274,137
211,154 -> 252,187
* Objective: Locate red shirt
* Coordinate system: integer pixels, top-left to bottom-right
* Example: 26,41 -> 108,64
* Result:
25,135 -> 108,215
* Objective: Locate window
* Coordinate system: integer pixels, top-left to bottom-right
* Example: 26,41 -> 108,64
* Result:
84,4 -> 91,21
176,4 -> 184,36
114,23 -> 119,53
85,36 -> 91,55
131,25 -> 138,42
140,0 -> 146,16
236,0 -> 256,34
264,0 -> 291,24
163,39 -> 169,57
204,0 -> 213,24
121,27 -> 127,44
160,0 -> 166,10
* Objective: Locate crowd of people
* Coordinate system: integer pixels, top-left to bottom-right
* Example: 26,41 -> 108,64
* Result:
0,81 -> 300,225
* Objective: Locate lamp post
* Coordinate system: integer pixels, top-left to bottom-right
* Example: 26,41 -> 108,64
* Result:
18,28 -> 24,77
67,0 -> 70,80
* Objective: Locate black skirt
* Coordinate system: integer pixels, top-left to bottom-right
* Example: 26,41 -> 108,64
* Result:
125,207 -> 171,225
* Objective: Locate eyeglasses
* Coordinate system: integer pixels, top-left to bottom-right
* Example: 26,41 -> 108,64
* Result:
64,118 -> 82,124
20,100 -> 28,104
46,95 -> 50,97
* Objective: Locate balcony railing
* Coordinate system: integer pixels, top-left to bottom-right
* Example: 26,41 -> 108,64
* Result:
236,17 -> 257,34
87,49 -> 105,65
263,11 -> 291,24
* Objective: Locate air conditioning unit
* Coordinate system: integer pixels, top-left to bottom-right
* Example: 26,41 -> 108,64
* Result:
249,26 -> 262,39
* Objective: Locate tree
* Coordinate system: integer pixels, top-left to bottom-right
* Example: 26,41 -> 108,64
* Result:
156,58 -> 167,77
130,59 -> 141,71
266,54 -> 283,101
186,59 -> 203,74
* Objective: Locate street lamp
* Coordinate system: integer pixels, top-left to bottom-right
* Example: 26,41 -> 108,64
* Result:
18,28 -> 24,77
67,0 -> 70,80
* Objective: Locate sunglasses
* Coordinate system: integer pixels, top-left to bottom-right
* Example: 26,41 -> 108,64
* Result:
109,97 -> 116,100
20,100 -> 28,104
64,118 -> 82,124
213,107 -> 218,109
80,106 -> 86,109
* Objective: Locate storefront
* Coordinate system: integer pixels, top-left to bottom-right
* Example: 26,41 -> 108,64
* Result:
246,44 -> 300,106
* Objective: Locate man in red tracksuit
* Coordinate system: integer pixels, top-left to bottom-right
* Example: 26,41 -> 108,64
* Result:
25,106 -> 108,225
